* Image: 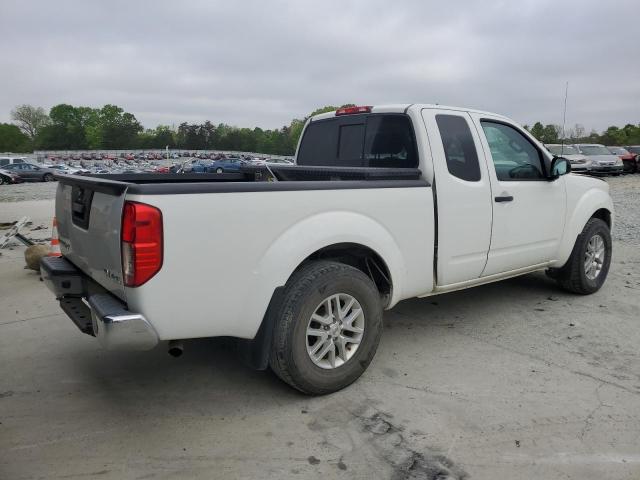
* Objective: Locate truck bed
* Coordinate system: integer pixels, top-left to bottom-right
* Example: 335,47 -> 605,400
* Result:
59,165 -> 424,195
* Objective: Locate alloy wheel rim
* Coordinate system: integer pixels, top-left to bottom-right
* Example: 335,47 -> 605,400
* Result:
306,293 -> 365,369
584,234 -> 605,280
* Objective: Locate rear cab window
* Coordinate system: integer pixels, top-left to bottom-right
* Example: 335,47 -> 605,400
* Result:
297,114 -> 418,168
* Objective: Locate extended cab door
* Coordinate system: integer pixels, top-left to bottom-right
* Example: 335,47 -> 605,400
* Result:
470,114 -> 567,275
421,108 -> 493,285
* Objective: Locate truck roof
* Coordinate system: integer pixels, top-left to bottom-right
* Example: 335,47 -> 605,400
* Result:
310,104 -> 511,122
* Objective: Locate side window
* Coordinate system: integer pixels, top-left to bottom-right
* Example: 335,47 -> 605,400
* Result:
481,121 -> 545,181
436,115 -> 481,182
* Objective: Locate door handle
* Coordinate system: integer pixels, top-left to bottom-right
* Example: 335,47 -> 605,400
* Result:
494,195 -> 514,203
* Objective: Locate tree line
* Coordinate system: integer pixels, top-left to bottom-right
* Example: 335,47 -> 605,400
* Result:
522,121 -> 640,146
2,103 -> 639,155
0,104 -> 351,155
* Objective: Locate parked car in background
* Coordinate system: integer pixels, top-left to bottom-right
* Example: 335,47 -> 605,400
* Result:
546,144 -> 590,172
188,160 -> 213,173
0,168 -> 24,185
608,146 -> 638,173
0,156 -> 28,167
266,158 -> 294,166
2,163 -> 57,182
625,145 -> 640,158
48,164 -> 90,175
573,144 -> 623,175
207,157 -> 246,173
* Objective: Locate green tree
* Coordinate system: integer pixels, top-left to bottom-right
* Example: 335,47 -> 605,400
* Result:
0,123 -> 31,152
10,104 -> 50,139
529,122 -> 545,141
98,105 -> 142,149
541,124 -> 559,143
36,104 -> 90,149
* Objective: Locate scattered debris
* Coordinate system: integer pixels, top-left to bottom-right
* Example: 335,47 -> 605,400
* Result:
0,216 -> 30,248
307,456 -> 321,465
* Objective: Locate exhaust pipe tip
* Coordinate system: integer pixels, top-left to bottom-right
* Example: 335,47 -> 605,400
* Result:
168,340 -> 183,358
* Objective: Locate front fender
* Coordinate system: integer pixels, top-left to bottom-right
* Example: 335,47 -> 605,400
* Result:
555,184 -> 614,267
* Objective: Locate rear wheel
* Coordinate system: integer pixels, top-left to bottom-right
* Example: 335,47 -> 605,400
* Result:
216,167 -> 223,174
270,261 -> 383,395
555,218 -> 611,294
43,173 -> 54,182
0,176 -> 6,185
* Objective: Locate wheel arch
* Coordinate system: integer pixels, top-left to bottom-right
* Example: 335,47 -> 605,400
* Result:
295,242 -> 392,304
238,212 -> 406,371
555,188 -> 614,267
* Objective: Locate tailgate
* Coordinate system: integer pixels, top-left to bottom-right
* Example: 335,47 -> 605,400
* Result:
55,176 -> 128,300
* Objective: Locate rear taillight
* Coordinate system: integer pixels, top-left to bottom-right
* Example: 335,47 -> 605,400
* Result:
121,201 -> 163,287
335,105 -> 372,116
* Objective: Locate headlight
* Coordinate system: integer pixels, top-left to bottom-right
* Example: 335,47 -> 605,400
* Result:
616,158 -> 623,165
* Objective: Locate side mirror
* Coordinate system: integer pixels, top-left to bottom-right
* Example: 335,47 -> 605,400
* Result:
549,157 -> 571,180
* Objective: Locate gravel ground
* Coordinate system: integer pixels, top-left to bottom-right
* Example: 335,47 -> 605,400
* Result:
0,181 -> 58,203
608,175 -> 640,245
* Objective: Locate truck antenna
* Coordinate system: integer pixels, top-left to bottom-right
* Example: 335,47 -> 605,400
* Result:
560,81 -> 569,155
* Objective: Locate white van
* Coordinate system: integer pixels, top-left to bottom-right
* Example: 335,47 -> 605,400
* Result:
0,157 -> 28,167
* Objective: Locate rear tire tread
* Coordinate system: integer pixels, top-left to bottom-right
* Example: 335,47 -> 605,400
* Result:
269,261 -> 382,395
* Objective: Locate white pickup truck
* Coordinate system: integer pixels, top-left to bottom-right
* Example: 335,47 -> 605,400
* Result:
41,104 -> 614,394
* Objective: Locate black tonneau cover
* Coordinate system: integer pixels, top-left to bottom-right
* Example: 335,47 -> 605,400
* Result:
55,165 -> 426,196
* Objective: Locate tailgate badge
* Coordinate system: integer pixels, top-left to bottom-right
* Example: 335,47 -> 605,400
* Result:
104,268 -> 122,284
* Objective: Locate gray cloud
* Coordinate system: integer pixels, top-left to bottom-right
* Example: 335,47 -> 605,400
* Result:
1,0 -> 638,131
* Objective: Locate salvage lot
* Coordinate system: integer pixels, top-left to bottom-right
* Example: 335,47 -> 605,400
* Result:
1,177 -> 639,479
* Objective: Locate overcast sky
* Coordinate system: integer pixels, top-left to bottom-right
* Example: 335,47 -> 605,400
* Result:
1,0 -> 638,132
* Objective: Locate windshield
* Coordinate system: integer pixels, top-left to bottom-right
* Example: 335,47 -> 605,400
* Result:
627,146 -> 640,154
608,147 -> 629,155
579,145 -> 613,156
548,145 -> 578,155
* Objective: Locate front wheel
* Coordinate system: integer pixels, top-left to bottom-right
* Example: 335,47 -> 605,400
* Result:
0,176 -> 6,185
270,261 -> 383,395
215,167 -> 223,174
555,218 -> 611,294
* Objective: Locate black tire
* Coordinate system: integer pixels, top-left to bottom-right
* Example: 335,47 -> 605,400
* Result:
0,176 -> 6,185
623,160 -> 635,173
555,218 -> 611,294
269,261 -> 383,395
43,173 -> 54,182
216,167 -> 223,174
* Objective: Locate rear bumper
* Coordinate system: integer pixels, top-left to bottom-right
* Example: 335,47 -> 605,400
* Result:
41,256 -> 158,350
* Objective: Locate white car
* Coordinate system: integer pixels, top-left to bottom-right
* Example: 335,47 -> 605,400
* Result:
573,144 -> 623,175
42,104 -> 613,394
546,144 -> 590,172
0,156 -> 28,167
